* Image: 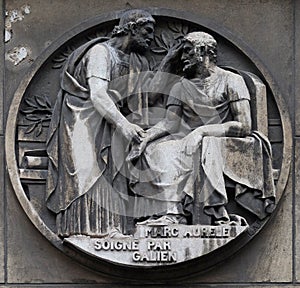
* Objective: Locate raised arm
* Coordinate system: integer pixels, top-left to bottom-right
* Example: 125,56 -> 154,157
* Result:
147,42 -> 184,106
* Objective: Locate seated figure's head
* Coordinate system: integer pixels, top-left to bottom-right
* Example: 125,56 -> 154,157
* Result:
182,32 -> 217,75
112,9 -> 155,53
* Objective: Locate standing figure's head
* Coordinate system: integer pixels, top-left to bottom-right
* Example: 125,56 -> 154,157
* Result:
112,9 -> 155,53
181,32 -> 217,76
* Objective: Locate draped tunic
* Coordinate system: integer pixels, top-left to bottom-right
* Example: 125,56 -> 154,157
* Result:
130,68 -> 275,222
46,38 -> 150,236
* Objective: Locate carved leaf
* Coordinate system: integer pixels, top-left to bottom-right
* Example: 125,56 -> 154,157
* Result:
182,25 -> 189,35
168,21 -> 181,33
86,29 -> 110,40
52,56 -> 66,63
52,63 -> 64,69
61,51 -> 70,57
52,45 -> 75,69
43,116 -> 51,121
167,21 -> 190,43
161,30 -> 174,49
21,107 -> 37,114
152,33 -> 172,55
52,56 -> 67,69
35,122 -> 43,137
22,95 -> 52,117
25,123 -> 37,134
44,96 -> 52,109
174,34 -> 184,40
151,47 -> 168,54
35,95 -> 48,109
25,114 -> 41,121
25,98 -> 38,108
154,35 -> 165,48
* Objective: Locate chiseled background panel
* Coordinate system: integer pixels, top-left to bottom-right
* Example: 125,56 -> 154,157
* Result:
295,0 -> 300,136
4,0 -> 293,118
293,0 -> 300,282
0,0 -> 3,135
0,137 -> 4,284
295,139 -> 300,282
186,178 -> 292,283
4,0 -> 295,285
1,286 -> 300,288
0,283 -> 300,288
6,180 -> 293,284
0,1 -> 5,280
0,0 -> 5,283
6,180 -> 114,283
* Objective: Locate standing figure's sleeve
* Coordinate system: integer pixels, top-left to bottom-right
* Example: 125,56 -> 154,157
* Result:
85,44 -> 111,82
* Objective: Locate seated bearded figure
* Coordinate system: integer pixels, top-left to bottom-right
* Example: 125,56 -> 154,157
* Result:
128,32 -> 275,226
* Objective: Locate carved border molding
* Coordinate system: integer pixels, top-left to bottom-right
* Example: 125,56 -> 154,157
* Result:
5,8 -> 292,280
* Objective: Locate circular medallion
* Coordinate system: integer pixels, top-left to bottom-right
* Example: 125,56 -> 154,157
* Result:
6,8 -> 292,280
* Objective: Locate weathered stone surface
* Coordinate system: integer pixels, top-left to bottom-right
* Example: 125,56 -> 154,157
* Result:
6,161 -> 293,284
6,180 -> 112,283
0,137 -> 5,283
295,139 -> 300,281
0,0 -> 3,135
4,0 -> 294,285
66,226 -> 247,267
4,0 -> 293,112
296,0 -> 300,136
1,285 -> 299,288
185,175 -> 293,283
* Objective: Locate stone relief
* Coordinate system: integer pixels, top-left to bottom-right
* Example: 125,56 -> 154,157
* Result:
8,8 -> 290,274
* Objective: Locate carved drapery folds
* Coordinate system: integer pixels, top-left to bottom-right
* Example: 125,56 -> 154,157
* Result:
6,9 -> 291,277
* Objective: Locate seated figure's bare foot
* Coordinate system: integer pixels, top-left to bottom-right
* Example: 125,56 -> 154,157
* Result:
137,214 -> 187,226
214,214 -> 248,226
136,216 -> 158,225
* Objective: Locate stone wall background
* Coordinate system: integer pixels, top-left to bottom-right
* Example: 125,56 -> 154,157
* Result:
1,0 -> 299,286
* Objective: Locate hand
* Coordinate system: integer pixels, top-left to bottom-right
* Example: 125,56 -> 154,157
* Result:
166,41 -> 184,61
160,41 -> 184,72
122,123 -> 145,144
182,130 -> 203,155
126,138 -> 148,162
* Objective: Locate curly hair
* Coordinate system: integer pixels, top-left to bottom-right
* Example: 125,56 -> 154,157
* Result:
111,9 -> 155,38
184,32 -> 217,63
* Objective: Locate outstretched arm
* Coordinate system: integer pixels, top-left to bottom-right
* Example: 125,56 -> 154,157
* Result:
146,104 -> 182,141
87,45 -> 144,143
126,104 -> 182,161
88,77 -> 144,143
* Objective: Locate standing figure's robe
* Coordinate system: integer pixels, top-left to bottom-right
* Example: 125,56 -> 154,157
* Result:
46,38 -> 150,236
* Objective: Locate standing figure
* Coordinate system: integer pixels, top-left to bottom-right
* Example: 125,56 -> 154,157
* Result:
46,10 -> 156,237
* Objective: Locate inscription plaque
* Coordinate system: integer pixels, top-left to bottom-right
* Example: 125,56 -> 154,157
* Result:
6,8 -> 292,279
65,225 -> 246,266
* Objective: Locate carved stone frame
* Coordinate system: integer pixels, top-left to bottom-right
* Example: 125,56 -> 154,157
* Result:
5,8 -> 292,280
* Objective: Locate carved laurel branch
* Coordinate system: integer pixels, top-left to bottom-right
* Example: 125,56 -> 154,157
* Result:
52,45 -> 76,69
20,95 -> 52,137
52,22 -> 190,69
52,28 -> 110,69
151,21 -> 190,54
86,28 -> 110,41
